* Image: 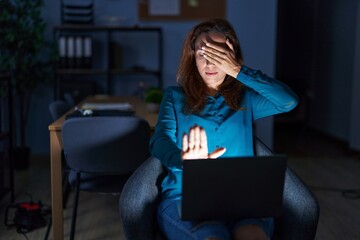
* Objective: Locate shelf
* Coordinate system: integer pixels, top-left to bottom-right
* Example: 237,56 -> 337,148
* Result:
54,25 -> 162,32
56,68 -> 160,75
110,68 -> 160,75
53,25 -> 163,98
56,68 -> 107,75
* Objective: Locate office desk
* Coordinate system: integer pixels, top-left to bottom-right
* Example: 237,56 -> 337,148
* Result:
48,95 -> 157,240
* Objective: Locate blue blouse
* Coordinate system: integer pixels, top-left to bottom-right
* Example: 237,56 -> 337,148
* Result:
149,65 -> 298,199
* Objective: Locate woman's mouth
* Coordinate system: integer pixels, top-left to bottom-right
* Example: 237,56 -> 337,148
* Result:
205,72 -> 217,76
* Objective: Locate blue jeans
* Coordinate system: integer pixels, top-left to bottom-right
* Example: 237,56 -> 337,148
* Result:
157,198 -> 274,240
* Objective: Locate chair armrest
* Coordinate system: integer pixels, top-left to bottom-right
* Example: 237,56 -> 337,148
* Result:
254,136 -> 319,239
254,136 -> 273,156
119,156 -> 166,240
277,167 -> 320,240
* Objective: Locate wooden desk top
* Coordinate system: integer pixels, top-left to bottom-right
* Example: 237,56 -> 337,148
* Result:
48,95 -> 158,131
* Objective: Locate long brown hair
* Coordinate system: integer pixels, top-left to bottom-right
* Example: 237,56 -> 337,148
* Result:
177,18 -> 245,114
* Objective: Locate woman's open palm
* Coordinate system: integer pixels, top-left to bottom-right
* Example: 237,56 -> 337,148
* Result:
181,125 -> 226,160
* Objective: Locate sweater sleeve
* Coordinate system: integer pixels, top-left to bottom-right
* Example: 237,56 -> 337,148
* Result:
149,87 -> 182,169
237,65 -> 299,120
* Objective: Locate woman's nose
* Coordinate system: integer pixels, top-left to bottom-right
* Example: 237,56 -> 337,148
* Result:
206,59 -> 214,66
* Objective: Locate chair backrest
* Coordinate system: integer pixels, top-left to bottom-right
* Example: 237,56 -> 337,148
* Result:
49,100 -> 71,121
63,92 -> 76,106
253,136 -> 273,156
62,116 -> 150,175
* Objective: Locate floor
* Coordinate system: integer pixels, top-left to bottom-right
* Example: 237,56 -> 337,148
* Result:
274,122 -> 360,240
0,158 -> 125,240
0,122 -> 360,239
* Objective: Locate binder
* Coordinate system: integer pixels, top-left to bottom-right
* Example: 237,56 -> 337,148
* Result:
75,36 -> 83,68
66,36 -> 75,69
58,36 -> 67,68
83,36 -> 92,68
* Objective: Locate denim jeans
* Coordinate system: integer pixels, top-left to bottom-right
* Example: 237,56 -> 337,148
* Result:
157,198 -> 274,240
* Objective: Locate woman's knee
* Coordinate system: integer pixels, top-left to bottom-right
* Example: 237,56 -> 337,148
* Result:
233,224 -> 268,240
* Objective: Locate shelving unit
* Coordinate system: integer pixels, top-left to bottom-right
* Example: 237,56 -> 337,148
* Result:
53,25 -> 163,100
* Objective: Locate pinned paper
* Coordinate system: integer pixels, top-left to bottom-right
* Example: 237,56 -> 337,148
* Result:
149,0 -> 180,16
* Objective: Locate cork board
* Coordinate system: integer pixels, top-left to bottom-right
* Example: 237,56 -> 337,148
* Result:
138,0 -> 226,21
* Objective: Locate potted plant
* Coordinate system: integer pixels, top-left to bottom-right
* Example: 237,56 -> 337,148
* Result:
144,87 -> 163,113
0,0 -> 54,169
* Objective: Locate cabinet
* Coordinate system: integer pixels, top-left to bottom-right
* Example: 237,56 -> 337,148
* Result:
53,25 -> 163,100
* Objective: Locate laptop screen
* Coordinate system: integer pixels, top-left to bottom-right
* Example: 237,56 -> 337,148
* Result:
181,155 -> 287,221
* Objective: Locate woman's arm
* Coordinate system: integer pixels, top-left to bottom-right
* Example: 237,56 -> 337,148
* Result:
149,87 -> 183,169
237,65 -> 299,119
201,41 -> 298,119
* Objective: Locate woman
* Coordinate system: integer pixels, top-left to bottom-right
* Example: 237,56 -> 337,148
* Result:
150,19 -> 298,240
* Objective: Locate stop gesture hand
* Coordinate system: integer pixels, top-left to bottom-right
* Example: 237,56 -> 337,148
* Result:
181,125 -> 226,160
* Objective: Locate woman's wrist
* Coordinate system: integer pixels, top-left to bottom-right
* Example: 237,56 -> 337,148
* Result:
230,65 -> 242,78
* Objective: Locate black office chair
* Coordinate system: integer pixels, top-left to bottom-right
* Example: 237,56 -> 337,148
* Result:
63,92 -> 76,107
119,137 -> 320,240
62,116 -> 150,240
49,100 -> 71,120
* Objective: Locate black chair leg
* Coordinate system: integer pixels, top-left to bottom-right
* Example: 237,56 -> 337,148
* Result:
62,172 -> 71,209
70,173 -> 80,240
62,151 -> 71,209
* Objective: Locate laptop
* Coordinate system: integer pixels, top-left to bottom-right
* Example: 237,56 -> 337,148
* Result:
181,155 -> 287,221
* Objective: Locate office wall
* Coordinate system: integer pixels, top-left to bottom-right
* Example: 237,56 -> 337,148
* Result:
228,0 -> 278,148
26,0 -> 278,154
307,0 -> 359,144
349,1 -> 360,151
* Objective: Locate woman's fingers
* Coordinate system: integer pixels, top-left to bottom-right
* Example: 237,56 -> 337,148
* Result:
182,125 -> 225,160
188,126 -> 195,149
203,43 -> 227,56
182,133 -> 188,152
199,128 -> 207,149
202,46 -> 225,64
208,147 -> 227,159
194,126 -> 200,149
226,38 -> 234,51
188,125 -> 206,150
181,126 -> 209,160
202,41 -> 236,63
202,42 -> 240,78
204,41 -> 226,54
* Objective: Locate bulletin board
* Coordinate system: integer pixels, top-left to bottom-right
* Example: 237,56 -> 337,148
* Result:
138,0 -> 226,21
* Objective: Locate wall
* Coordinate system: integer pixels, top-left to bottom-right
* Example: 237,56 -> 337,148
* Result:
275,0 -> 360,150
26,0 -> 278,154
308,0 -> 359,144
228,1 -> 278,149
349,1 -> 360,151
275,0 -> 315,123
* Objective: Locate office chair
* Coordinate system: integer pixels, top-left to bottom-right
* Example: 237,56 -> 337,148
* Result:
62,116 -> 150,240
49,100 -> 71,121
63,92 -> 76,107
119,137 -> 320,240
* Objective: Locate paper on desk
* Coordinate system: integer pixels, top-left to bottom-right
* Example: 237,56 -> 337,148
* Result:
81,102 -> 133,111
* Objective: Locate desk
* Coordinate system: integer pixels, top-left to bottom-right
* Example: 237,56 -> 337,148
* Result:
48,95 -> 157,240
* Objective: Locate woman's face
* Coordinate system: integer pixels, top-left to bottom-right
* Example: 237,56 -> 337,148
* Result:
194,32 -> 228,91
